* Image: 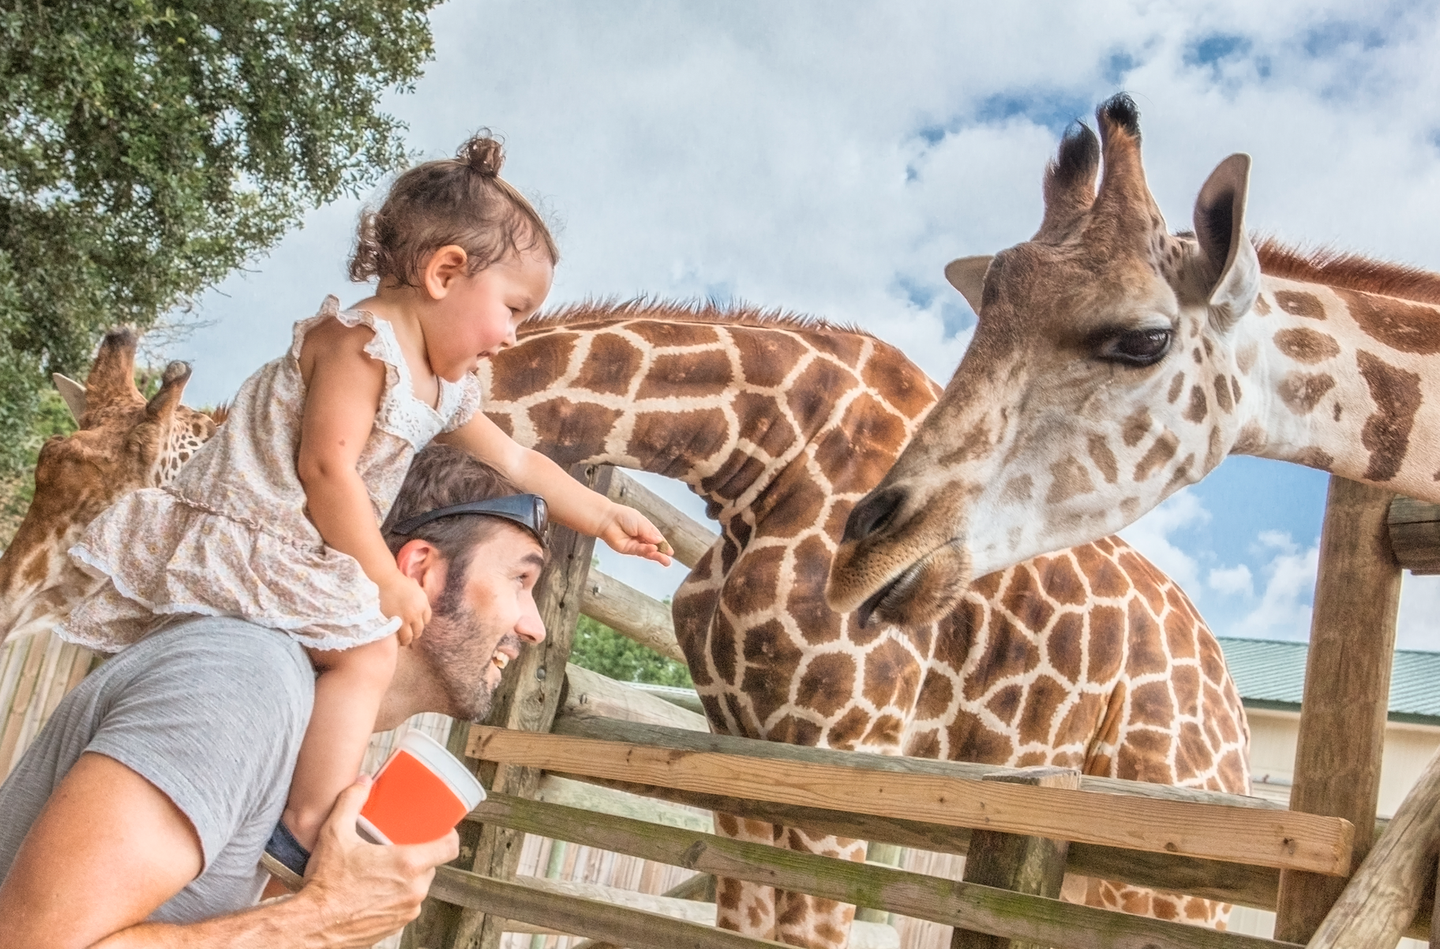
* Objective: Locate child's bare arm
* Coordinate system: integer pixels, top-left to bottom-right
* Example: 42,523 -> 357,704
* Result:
438,412 -> 672,565
297,322 -> 430,641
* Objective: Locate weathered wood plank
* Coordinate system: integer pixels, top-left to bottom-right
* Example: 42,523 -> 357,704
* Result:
1387,496 -> 1440,574
580,569 -> 685,662
1308,745 -> 1440,948
953,768 -> 1080,949
1276,477 -> 1401,942
449,463 -> 612,949
607,470 -> 716,569
547,717 -> 1289,811
491,876 -> 899,947
469,723 -> 1353,874
431,869 -> 790,948
559,663 -> 706,732
467,792 -> 1303,949
535,774 -> 714,834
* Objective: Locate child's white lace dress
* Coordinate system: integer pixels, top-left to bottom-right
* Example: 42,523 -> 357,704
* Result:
57,297 -> 483,652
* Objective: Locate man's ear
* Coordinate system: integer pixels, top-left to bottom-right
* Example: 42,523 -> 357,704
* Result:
394,538 -> 448,599
422,245 -> 470,300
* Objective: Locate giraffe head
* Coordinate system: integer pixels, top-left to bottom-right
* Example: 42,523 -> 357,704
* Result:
828,94 -> 1262,628
0,328 -> 218,642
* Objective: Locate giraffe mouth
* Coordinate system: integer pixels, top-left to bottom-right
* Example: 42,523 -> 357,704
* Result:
856,569 -> 912,629
854,539 -> 970,629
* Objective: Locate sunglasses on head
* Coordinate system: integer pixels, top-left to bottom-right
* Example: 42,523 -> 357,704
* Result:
390,493 -> 548,545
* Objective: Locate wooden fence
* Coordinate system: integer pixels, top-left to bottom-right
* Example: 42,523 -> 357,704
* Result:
5,467 -> 1440,948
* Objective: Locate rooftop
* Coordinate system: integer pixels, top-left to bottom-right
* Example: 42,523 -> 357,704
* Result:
1217,637 -> 1440,726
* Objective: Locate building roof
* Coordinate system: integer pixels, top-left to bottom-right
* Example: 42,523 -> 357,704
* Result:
1217,637 -> 1440,725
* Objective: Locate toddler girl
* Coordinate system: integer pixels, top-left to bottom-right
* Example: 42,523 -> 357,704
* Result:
57,134 -> 670,878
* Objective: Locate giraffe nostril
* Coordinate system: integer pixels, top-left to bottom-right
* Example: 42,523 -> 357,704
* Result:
843,487 -> 906,544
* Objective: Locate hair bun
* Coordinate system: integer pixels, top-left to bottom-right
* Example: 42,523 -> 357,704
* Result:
458,133 -> 505,177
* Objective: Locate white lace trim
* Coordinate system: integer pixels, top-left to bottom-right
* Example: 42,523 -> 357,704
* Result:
64,543 -> 402,651
291,296 -> 471,449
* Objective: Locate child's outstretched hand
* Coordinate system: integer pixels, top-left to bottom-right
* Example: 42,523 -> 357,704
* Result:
379,572 -> 431,645
599,503 -> 674,566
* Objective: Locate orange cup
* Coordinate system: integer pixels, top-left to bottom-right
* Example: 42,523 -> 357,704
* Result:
357,730 -> 486,845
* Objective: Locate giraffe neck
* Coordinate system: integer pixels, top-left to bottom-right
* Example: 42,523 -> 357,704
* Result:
486,307 -> 936,522
1231,275 -> 1440,498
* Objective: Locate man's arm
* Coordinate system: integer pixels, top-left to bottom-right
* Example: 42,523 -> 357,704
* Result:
0,756 -> 457,949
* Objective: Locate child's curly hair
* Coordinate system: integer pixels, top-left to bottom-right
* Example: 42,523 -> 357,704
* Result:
349,131 -> 559,286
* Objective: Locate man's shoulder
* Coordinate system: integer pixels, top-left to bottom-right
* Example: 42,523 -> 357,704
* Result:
97,616 -> 315,715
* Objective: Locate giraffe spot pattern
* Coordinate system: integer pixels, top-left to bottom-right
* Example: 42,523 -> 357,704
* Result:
1122,407 -> 1152,446
1002,473 -> 1034,502
1166,373 -> 1185,404
1292,447 -> 1337,471
1273,327 -> 1341,364
1277,372 -> 1336,415
1357,350 -> 1422,482
1212,375 -> 1233,413
1184,385 -> 1207,423
635,348 -> 735,400
1133,430 -> 1179,482
574,333 -> 643,394
1338,288 -> 1440,355
1253,294 -> 1272,316
1087,434 -> 1118,483
491,332 -> 577,401
1046,455 -> 1095,504
1274,290 -> 1327,320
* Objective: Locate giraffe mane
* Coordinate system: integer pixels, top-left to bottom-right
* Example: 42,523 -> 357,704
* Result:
521,297 -> 877,340
1255,235 -> 1440,305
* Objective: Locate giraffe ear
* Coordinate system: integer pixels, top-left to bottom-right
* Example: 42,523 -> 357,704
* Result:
53,373 -> 87,422
944,256 -> 994,315
1192,153 -> 1259,333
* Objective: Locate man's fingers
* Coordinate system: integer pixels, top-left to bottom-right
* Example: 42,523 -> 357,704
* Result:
325,774 -> 373,833
405,829 -> 461,868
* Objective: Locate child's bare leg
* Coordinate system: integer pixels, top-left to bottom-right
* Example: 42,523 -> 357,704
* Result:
283,636 -> 398,850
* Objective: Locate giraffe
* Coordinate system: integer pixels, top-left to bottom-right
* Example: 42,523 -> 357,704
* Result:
483,302 -> 1249,946
4,307 -> 1249,948
0,328 -> 218,645
828,92 -> 1440,631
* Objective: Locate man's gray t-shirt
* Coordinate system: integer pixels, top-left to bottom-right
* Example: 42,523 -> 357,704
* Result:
0,617 -> 314,922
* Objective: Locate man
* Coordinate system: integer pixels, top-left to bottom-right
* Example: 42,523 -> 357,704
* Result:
0,444 -> 547,948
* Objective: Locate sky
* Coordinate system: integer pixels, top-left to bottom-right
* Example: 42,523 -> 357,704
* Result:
161,0 -> 1440,650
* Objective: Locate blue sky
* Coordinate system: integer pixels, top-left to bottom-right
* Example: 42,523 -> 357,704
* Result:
162,1 -> 1440,649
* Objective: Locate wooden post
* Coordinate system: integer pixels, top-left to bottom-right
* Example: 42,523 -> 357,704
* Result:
412,463 -> 611,949
1274,476 -> 1402,943
951,767 -> 1080,949
1308,746 -> 1440,947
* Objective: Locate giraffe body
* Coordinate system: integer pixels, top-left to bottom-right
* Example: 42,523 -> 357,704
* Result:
0,329 -> 216,645
483,303 -> 1249,944
4,306 -> 1249,947
829,93 -> 1440,631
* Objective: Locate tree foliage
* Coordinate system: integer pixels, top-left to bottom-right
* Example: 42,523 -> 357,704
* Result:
569,614 -> 695,689
0,0 -> 438,472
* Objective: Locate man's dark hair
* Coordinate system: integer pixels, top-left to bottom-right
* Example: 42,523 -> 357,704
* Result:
381,444 -> 527,586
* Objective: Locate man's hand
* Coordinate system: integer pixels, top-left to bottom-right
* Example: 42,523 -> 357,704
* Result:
282,775 -> 459,944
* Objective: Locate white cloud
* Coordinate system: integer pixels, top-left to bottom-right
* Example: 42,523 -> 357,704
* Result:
1208,563 -> 1254,597
1396,575 -> 1440,652
1233,534 -> 1320,641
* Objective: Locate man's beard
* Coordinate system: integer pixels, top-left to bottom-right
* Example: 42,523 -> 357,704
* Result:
425,583 -> 521,723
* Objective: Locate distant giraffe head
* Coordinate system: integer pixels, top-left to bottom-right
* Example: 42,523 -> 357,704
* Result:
0,329 -> 219,643
830,92 -> 1440,629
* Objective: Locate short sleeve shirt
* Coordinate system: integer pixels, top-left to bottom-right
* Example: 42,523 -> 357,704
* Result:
0,617 -> 315,922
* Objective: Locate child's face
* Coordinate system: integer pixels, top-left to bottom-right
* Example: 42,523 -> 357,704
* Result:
429,247 -> 553,381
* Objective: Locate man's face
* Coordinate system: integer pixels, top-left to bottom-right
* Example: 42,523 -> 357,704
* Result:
418,524 -> 546,721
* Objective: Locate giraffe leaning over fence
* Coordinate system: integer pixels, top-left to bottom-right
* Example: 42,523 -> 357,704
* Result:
829,92 -> 1440,631
0,328 -> 219,646
1,307 -> 1250,948
482,303 -> 1249,947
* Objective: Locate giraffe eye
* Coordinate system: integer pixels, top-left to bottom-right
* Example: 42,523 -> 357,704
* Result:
1099,328 -> 1171,366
